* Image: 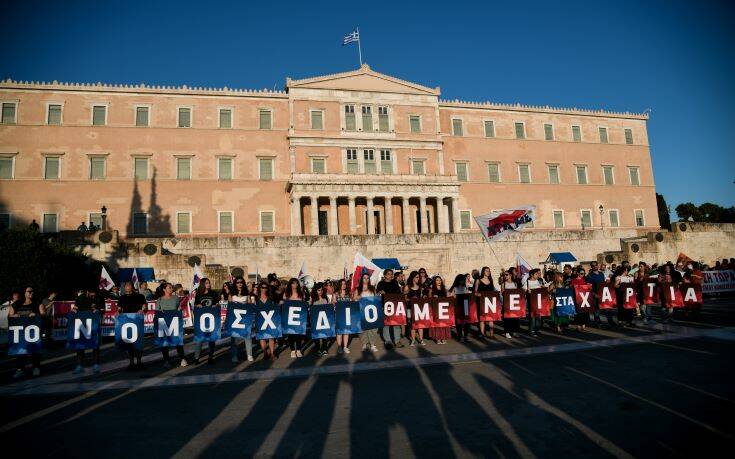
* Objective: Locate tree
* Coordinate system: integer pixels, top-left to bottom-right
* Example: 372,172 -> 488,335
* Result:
699,202 -> 725,222
656,193 -> 671,229
675,203 -> 701,222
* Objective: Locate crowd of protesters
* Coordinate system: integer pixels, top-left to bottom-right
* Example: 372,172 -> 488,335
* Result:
2,256 -> 731,378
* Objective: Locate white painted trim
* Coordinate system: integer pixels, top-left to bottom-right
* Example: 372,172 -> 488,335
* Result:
628,166 -> 641,186
634,208 -> 646,227
89,155 -> 109,180
91,103 -> 108,126
410,158 -> 426,175
598,125 -> 609,144
134,104 -> 151,127
258,107 -> 274,130
176,105 -> 193,128
450,116 -> 464,136
579,208 -> 593,229
310,156 -> 327,174
0,154 -> 16,179
310,108 -> 325,130
454,160 -> 469,182
574,164 -> 589,185
175,156 -> 193,180
571,124 -> 583,142
0,100 -> 18,124
175,211 -> 192,234
482,118 -> 496,138
513,121 -> 526,139
601,164 -> 616,185
543,122 -> 555,141
43,155 -> 62,180
132,156 -> 150,180
547,163 -> 560,184
552,209 -> 565,228
408,114 -> 422,133
259,210 -> 276,233
217,106 -> 234,129
608,209 -> 620,228
517,162 -> 531,183
258,157 -> 274,180
216,156 -> 234,180
217,210 -> 235,233
485,161 -> 502,183
44,101 -> 64,125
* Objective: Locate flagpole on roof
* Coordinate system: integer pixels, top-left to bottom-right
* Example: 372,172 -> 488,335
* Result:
357,27 -> 363,66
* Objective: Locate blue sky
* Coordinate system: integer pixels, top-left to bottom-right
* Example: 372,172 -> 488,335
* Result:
2,0 -> 733,213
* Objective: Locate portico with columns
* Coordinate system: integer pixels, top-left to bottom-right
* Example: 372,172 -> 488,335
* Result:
288,174 -> 461,236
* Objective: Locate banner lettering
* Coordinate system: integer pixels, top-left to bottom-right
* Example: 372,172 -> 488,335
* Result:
502,289 -> 526,319
383,294 -> 407,326
8,317 -> 43,355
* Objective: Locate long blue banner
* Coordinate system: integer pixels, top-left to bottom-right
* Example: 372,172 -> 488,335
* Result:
7,317 -> 43,355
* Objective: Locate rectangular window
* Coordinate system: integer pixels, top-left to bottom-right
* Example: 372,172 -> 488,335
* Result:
572,125 -> 581,142
548,164 -> 560,184
0,157 -> 14,179
42,213 -> 58,233
580,210 -> 592,228
515,122 -> 525,139
178,107 -> 191,128
89,212 -> 103,229
259,158 -> 273,180
412,159 -> 425,175
311,157 -> 326,174
219,109 -> 232,129
487,163 -> 500,183
92,105 -> 106,126
602,165 -> 614,185
378,106 -> 389,132
624,128 -> 634,145
455,162 -> 468,182
1,102 -> 16,124
47,104 -> 62,125
363,149 -> 376,174
629,166 -> 641,186
380,150 -> 392,174
260,211 -> 274,233
176,157 -> 191,180
44,156 -> 60,180
635,210 -> 645,227
544,123 -> 554,140
90,157 -> 106,180
361,106 -> 372,132
311,110 -> 323,130
576,165 -> 588,184
553,210 -> 564,228
0,213 -> 10,231
599,127 -> 608,144
345,105 -> 356,131
176,212 -> 191,234
460,210 -> 472,230
219,211 -> 233,233
346,149 -> 358,173
410,115 -> 421,133
132,212 -> 148,234
518,164 -> 530,183
452,118 -> 463,136
135,106 -> 149,127
218,157 -> 232,180
484,120 -> 495,138
259,109 -> 272,129
134,157 -> 149,180
609,210 -> 620,228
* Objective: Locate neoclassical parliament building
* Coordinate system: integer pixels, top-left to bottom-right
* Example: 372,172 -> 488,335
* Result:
0,65 -> 658,239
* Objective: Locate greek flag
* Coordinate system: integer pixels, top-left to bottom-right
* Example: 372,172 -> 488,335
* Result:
343,30 -> 359,45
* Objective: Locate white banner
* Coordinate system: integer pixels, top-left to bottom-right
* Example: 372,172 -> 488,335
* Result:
474,206 -> 536,242
702,270 -> 735,293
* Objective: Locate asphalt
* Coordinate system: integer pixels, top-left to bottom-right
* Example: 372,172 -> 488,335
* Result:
1,300 -> 733,458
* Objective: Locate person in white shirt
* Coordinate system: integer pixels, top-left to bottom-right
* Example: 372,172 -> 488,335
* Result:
524,269 -> 547,336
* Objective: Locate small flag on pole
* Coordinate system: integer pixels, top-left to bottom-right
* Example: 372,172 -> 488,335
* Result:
99,266 -> 114,291
131,268 -> 140,291
342,30 -> 359,45
298,261 -> 307,279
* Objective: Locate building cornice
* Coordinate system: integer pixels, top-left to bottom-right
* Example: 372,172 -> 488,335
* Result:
439,99 -> 648,120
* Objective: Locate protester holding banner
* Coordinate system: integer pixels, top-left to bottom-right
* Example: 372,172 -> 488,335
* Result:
72,288 -> 104,374
116,282 -> 147,369
334,279 -> 353,354
450,274 -> 471,342
283,278 -> 306,358
570,268 -> 590,331
377,269 -> 403,349
427,276 -> 451,344
354,273 -> 379,352
524,269 -> 547,336
256,280 -> 278,360
614,266 -> 636,327
658,265 -> 676,323
192,278 -> 219,364
156,282 -> 189,367
9,286 -> 45,378
585,262 -> 613,327
500,271 -> 521,338
473,267 -> 496,339
228,276 -> 254,362
405,271 -> 427,346
311,283 -> 332,356
547,272 -> 571,333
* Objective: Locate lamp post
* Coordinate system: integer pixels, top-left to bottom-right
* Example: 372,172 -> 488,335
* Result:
101,205 -> 107,231
599,204 -> 604,230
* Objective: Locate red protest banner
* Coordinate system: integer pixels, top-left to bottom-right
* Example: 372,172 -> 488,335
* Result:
681,284 -> 703,306
411,298 -> 433,329
502,289 -> 526,318
529,287 -> 551,318
620,283 -> 637,309
643,281 -> 659,305
597,282 -> 617,310
383,294 -> 408,326
454,294 -> 478,324
431,297 -> 455,327
476,292 -> 502,322
661,283 -> 684,307
573,284 -> 593,313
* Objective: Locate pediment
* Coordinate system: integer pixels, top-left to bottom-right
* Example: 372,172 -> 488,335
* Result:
287,64 -> 440,96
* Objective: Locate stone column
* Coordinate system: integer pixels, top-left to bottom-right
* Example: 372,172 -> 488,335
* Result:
437,197 -> 447,233
419,196 -> 428,234
366,196 -> 375,235
348,196 -> 357,234
451,196 -> 461,233
329,196 -> 338,235
402,197 -> 411,234
291,195 -> 301,236
310,195 -> 319,236
384,196 -> 394,235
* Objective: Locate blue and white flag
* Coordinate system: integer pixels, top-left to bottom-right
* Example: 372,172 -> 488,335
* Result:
335,300 -> 362,335
193,305 -> 222,342
8,316 -> 43,355
310,303 -> 336,339
66,311 -> 101,350
359,296 -> 384,330
342,30 -> 359,45
153,310 -> 184,347
282,300 -> 308,335
115,313 -> 145,350
224,302 -> 254,339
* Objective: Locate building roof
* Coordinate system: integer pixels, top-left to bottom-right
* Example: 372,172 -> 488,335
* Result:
544,252 -> 578,264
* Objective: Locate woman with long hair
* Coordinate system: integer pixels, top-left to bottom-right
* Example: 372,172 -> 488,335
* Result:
9,286 -> 45,378
473,266 -> 496,339
157,282 -> 189,367
499,270 -> 520,339
449,274 -> 471,343
615,266 -> 635,327
311,282 -> 332,356
405,271 -> 426,346
193,278 -> 219,364
547,271 -> 569,334
229,276 -> 254,362
429,276 -> 450,344
256,280 -> 278,360
283,277 -> 305,358
353,273 -> 378,352
570,267 -> 589,331
335,279 -> 352,354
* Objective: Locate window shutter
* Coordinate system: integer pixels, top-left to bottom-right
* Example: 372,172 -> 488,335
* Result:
260,159 -> 273,180
134,158 -> 148,180
261,212 -> 274,232
629,167 -> 640,186
220,109 -> 232,128
548,165 -> 559,184
488,164 -> 500,183
572,125 -> 581,142
603,166 -> 614,185
92,106 -> 106,126
1,103 -> 15,124
177,158 -> 191,180
554,212 -> 564,228
89,213 -> 103,228
48,105 -> 62,125
42,214 -> 57,232
136,107 -> 149,126
177,213 -> 190,233
410,116 -> 421,133
609,211 -> 619,227
0,158 -> 12,179
218,158 -> 232,180
45,157 -> 60,179
312,158 -> 325,174
178,108 -> 191,128
90,157 -> 105,179
581,211 -> 592,227
625,129 -> 633,145
311,111 -> 323,130
519,165 -> 530,183
599,127 -> 608,143
576,166 -> 587,184
544,124 -> 553,140
484,120 -> 495,138
345,107 -> 356,131
259,110 -> 272,129
362,109 -> 372,132
452,119 -> 463,136
456,163 -> 468,182
219,212 -> 233,233
515,122 -> 525,139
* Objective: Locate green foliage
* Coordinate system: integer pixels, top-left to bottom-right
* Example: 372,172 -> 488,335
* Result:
656,193 -> 671,230
0,229 -> 99,301
675,202 -> 735,223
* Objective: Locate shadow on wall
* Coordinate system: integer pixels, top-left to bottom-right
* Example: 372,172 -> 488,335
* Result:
125,167 -> 173,238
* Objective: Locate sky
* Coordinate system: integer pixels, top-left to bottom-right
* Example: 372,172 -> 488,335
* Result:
1,0 -> 733,214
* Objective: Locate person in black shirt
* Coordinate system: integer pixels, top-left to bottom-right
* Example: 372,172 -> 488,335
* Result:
9,286 -> 45,378
117,282 -> 147,369
72,288 -> 105,374
377,269 -> 403,349
193,278 -> 219,364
